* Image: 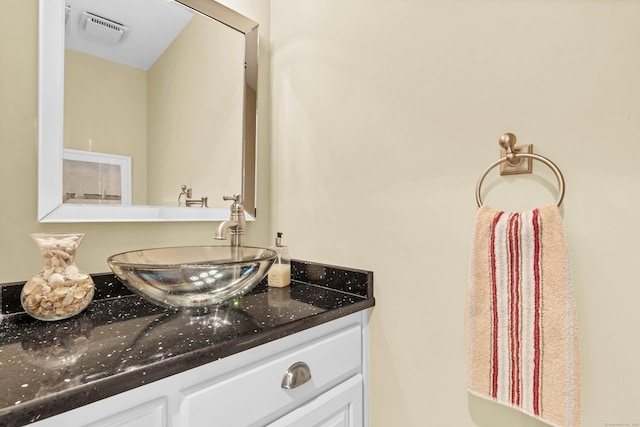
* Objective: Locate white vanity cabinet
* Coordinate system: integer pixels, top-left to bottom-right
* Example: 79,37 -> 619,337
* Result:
30,312 -> 369,427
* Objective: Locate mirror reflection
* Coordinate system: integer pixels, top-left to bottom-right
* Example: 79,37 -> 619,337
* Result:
38,0 -> 259,222
64,0 -> 242,207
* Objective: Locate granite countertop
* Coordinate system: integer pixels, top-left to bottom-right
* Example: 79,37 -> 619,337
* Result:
0,260 -> 374,426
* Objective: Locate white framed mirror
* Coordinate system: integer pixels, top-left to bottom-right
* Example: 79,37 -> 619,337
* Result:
38,0 -> 258,222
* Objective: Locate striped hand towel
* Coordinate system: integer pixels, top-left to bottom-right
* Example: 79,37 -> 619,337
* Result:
465,204 -> 580,427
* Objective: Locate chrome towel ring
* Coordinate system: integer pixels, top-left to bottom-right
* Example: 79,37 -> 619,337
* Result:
475,133 -> 565,207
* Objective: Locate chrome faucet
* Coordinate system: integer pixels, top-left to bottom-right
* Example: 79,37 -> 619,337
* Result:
215,194 -> 245,247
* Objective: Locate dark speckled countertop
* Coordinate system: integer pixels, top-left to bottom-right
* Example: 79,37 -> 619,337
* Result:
0,260 -> 374,426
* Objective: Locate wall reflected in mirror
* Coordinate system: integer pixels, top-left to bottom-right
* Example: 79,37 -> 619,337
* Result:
63,0 -> 243,209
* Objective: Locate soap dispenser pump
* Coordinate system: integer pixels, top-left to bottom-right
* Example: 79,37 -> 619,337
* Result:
268,232 -> 291,287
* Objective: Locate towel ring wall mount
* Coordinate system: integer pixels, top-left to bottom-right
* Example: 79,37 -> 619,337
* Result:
475,133 -> 565,207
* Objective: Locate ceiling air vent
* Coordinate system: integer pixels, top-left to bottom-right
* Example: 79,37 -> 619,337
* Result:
81,11 -> 128,44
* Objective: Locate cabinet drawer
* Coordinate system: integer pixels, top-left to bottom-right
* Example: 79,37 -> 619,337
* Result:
180,325 -> 362,427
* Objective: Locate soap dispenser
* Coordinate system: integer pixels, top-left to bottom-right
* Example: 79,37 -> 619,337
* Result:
268,232 -> 291,287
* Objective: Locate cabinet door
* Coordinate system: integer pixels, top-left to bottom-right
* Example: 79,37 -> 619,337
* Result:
85,399 -> 167,427
267,375 -> 363,427
30,396 -> 168,427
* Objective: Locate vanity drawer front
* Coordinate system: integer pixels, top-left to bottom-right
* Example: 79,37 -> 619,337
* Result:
181,324 -> 362,427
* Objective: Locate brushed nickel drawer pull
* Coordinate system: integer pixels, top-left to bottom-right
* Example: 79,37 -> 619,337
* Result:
281,361 -> 311,389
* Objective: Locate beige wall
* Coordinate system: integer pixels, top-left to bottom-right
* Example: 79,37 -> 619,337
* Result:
147,14 -> 244,206
64,50 -> 148,204
270,0 -> 640,426
0,0 -> 271,283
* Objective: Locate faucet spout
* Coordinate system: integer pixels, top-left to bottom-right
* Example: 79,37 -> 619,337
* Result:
215,220 -> 239,240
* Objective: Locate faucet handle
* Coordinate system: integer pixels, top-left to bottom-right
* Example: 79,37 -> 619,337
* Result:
223,194 -> 242,204
223,195 -> 244,216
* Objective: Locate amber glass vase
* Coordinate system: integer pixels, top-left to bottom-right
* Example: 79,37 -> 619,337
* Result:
21,233 -> 95,321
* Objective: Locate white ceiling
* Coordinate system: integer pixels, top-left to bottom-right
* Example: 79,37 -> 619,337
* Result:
65,0 -> 194,70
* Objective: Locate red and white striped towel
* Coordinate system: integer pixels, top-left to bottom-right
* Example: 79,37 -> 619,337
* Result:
466,204 -> 580,427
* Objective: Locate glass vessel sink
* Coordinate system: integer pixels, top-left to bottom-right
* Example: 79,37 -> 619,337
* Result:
107,246 -> 277,310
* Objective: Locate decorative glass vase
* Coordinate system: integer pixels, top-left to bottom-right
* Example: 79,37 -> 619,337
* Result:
21,233 -> 95,321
